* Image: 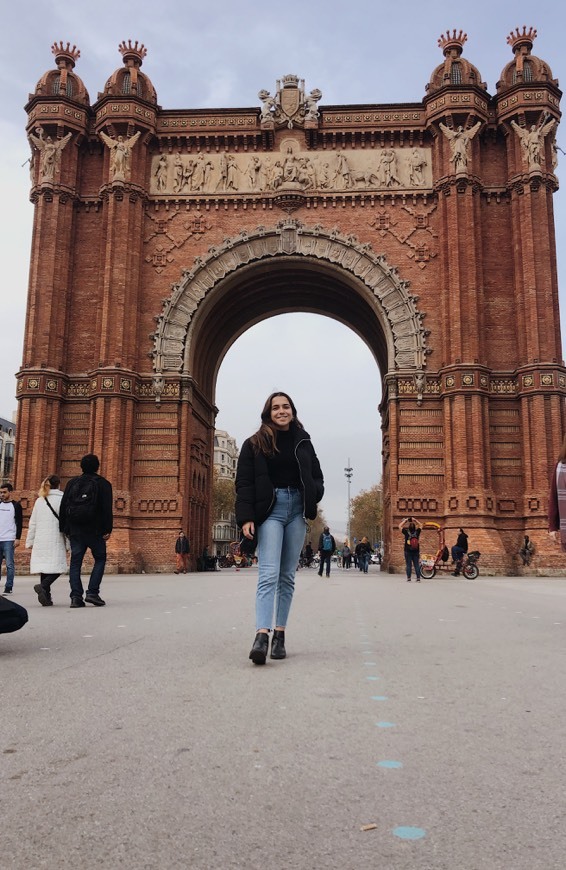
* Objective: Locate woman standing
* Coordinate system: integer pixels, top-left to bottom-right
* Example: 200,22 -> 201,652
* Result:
236,392 -> 324,665
548,435 -> 566,550
26,475 -> 68,605
399,516 -> 423,581
357,536 -> 372,573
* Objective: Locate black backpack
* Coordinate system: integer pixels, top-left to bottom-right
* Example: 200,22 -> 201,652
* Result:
65,476 -> 99,526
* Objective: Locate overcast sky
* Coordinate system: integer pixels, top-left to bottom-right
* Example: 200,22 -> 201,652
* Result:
2,0 -> 564,537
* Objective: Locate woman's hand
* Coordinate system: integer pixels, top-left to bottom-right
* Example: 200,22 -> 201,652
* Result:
242,521 -> 255,540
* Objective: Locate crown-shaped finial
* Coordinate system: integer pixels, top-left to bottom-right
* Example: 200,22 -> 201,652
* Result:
438,29 -> 468,56
507,26 -> 537,53
119,40 -> 147,67
51,41 -> 80,68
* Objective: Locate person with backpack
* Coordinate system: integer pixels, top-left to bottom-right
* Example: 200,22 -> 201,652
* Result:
356,536 -> 372,573
342,541 -> 352,569
451,528 -> 469,576
399,516 -> 423,581
25,474 -> 68,605
59,454 -> 113,608
317,526 -> 336,578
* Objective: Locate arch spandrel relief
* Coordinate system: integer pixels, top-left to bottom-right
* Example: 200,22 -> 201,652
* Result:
152,219 -> 430,377
149,141 -> 432,197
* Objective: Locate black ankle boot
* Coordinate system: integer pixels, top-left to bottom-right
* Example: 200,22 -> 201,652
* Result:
271,629 -> 286,660
249,632 -> 269,665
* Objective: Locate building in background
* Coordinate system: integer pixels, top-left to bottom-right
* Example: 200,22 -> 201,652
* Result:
212,430 -> 239,555
0,417 -> 16,483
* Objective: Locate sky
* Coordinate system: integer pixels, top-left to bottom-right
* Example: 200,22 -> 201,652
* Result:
1,0 -> 564,538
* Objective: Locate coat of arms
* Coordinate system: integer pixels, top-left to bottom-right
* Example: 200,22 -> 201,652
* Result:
258,75 -> 322,129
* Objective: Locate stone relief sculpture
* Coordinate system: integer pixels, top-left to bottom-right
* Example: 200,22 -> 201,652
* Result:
149,145 -> 432,196
258,76 -> 322,128
99,129 -> 142,181
511,113 -> 556,172
28,127 -> 72,183
408,148 -> 427,186
155,154 -> 168,191
438,121 -> 482,172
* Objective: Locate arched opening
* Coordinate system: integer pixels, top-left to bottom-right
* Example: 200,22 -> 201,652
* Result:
214,312 -> 383,543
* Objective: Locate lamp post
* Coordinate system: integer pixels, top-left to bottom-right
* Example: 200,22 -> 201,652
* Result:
344,459 -> 353,543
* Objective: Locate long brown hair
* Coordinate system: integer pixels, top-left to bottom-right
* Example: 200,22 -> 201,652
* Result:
250,391 -> 304,456
558,434 -> 566,463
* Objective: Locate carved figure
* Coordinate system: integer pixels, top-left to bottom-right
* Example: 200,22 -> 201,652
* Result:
215,153 -> 228,191
192,154 -> 213,190
247,156 -> 263,190
182,159 -> 195,191
226,155 -> 239,190
28,127 -> 72,182
377,148 -> 401,187
439,121 -> 481,172
258,89 -> 277,122
319,162 -> 331,189
408,148 -> 427,186
99,129 -> 141,181
283,147 -> 301,184
304,88 -> 322,121
173,153 -> 184,193
334,150 -> 353,189
270,160 -> 284,189
511,114 -> 556,172
155,154 -> 168,191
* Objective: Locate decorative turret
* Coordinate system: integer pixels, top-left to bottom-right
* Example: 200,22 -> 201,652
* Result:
100,40 -> 157,104
31,41 -> 89,106
426,29 -> 487,94
497,26 -> 559,91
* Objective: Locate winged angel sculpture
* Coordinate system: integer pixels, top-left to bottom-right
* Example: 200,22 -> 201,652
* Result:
438,121 -> 482,172
28,127 -> 72,183
99,129 -> 141,181
510,114 -> 556,172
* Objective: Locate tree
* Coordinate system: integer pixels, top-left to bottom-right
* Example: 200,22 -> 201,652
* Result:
350,484 -> 383,546
212,468 -> 236,521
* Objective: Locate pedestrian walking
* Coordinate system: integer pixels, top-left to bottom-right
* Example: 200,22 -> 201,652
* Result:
174,530 -> 190,573
26,475 -> 68,606
317,526 -> 336,578
357,536 -> 372,573
548,434 -> 566,551
59,454 -> 113,608
342,542 -> 352,569
0,483 -> 23,594
236,391 -> 324,665
399,516 -> 422,581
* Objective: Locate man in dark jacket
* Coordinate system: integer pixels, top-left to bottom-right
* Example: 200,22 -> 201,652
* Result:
451,528 -> 468,576
317,526 -> 336,578
174,530 -> 190,573
59,454 -> 113,608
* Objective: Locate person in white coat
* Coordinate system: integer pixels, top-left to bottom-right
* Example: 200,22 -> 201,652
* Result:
26,475 -> 68,606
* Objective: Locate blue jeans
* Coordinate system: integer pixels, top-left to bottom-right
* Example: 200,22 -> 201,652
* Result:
256,488 -> 306,631
405,549 -> 421,580
69,533 -> 107,599
0,540 -> 15,589
360,553 -> 370,573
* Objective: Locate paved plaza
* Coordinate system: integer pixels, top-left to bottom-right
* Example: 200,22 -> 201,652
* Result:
2,566 -> 566,869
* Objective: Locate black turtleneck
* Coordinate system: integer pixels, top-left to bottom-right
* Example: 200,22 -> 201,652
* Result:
266,428 -> 302,489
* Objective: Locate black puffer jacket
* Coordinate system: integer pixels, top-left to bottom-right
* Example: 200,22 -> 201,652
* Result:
235,425 -> 324,527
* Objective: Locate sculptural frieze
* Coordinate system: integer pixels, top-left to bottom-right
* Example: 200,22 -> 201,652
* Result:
149,143 -> 432,197
99,128 -> 142,181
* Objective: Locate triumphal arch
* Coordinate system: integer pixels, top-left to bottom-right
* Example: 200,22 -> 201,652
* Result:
18,29 -> 564,572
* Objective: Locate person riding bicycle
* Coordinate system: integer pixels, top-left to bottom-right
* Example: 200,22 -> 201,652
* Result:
451,528 -> 468,576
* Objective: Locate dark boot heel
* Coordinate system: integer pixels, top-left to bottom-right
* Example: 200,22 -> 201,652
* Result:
271,629 -> 286,660
249,632 -> 269,665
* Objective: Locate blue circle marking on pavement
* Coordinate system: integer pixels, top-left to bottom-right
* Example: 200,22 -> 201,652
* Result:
366,676 -> 380,681
377,760 -> 403,769
393,826 -> 426,840
371,696 -> 388,701
376,721 -> 396,727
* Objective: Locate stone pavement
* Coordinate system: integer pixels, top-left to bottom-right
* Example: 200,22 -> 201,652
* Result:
2,566 -> 566,870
